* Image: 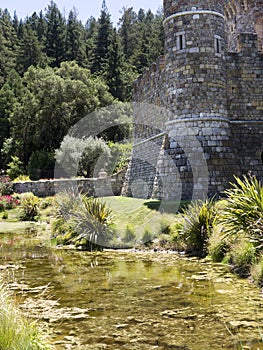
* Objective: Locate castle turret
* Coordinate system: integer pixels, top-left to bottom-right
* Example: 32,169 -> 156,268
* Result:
155,0 -> 239,200
163,0 -> 227,119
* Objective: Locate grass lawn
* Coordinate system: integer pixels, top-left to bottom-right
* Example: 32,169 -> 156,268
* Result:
103,196 -> 181,241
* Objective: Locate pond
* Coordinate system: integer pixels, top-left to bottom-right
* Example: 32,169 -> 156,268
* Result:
0,229 -> 263,350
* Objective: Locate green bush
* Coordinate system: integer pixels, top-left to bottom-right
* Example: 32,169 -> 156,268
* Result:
218,176 -> 263,251
6,156 -> 24,180
55,135 -> 110,178
27,150 -> 55,180
53,191 -> 113,250
230,240 -> 257,276
123,224 -> 136,243
142,227 -> 153,244
20,193 -> 40,221
250,256 -> 263,287
107,142 -> 132,174
208,224 -> 230,262
179,199 -> 216,257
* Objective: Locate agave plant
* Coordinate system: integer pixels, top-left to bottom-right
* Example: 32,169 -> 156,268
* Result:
218,175 -> 263,250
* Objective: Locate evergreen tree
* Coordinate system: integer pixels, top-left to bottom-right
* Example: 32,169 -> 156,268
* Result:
17,23 -> 48,74
45,1 -> 66,67
91,0 -> 113,74
85,16 -> 98,69
0,9 -> 18,85
106,28 -> 125,101
66,9 -> 86,65
118,7 -> 138,60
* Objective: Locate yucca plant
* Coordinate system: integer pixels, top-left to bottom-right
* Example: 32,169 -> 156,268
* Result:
70,195 -> 114,250
179,199 -> 216,257
218,175 -> 263,251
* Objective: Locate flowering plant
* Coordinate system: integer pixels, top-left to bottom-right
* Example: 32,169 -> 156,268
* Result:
0,176 -> 14,196
0,195 -> 20,211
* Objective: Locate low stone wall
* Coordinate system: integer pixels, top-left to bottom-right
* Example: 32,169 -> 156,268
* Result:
13,170 -> 126,198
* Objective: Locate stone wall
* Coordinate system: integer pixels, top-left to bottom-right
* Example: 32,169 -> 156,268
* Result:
124,0 -> 263,201
13,170 -> 126,198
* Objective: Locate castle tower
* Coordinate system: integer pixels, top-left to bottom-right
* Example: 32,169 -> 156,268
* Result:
153,0 -> 239,200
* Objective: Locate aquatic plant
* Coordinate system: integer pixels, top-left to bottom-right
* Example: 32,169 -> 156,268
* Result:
0,283 -> 52,350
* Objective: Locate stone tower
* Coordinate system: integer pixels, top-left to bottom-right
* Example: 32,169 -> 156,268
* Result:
122,0 -> 263,201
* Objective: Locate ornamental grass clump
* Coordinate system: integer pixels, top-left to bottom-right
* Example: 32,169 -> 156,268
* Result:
0,283 -> 51,350
179,199 -> 216,257
218,175 -> 263,252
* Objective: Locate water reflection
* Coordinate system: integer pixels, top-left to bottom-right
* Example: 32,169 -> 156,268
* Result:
0,231 -> 263,349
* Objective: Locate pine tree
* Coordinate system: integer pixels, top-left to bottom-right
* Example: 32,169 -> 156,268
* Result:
85,16 -> 98,69
45,1 -> 66,67
17,23 -> 48,74
118,7 -> 138,60
91,0 -> 113,74
66,9 -> 86,65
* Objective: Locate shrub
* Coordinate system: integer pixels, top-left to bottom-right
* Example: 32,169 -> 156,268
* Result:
2,211 -> 8,220
55,135 -> 110,178
53,191 -> 113,250
27,150 -> 55,180
230,240 -> 257,276
6,156 -> 24,180
179,199 -> 216,257
20,193 -> 40,221
0,176 -> 13,195
13,175 -> 30,182
208,224 -> 230,262
0,195 -> 20,212
123,224 -> 136,243
107,142 -> 132,174
250,256 -> 263,287
70,195 -> 113,249
142,227 -> 153,244
218,176 -> 263,251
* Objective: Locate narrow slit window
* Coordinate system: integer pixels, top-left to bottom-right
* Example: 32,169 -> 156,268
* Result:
215,35 -> 222,55
176,32 -> 186,51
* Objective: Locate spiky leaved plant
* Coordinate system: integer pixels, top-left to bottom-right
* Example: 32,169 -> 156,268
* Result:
179,199 -> 216,257
70,195 -> 113,250
218,175 -> 263,251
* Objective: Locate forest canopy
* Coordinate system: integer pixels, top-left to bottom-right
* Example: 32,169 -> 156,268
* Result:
0,1 -> 164,177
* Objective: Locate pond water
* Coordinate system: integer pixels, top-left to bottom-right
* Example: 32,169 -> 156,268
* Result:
1,229 -> 263,350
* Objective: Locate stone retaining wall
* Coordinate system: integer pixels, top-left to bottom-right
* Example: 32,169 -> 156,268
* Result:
13,170 -> 126,198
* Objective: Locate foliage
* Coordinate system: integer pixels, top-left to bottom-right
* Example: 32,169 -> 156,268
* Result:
107,141 -> 132,174
13,174 -> 30,182
229,239 -> 257,276
20,192 -> 40,221
0,176 -> 13,195
0,283 -> 52,350
27,150 -> 55,180
142,227 -> 153,244
53,190 -> 113,250
6,155 -> 23,180
70,195 -> 114,249
208,224 -> 230,262
179,199 -> 216,257
0,195 -> 19,211
218,176 -> 263,251
123,224 -> 136,243
55,135 -> 110,178
250,256 -> 263,287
